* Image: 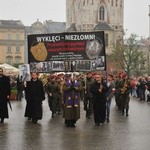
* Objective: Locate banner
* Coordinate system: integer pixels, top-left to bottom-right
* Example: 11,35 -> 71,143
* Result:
28,31 -> 106,72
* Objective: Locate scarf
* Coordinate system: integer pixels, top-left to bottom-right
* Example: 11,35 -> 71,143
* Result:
64,80 -> 79,108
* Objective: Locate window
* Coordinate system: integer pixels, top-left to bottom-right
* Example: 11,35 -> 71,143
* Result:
91,0 -> 93,5
120,0 -> 123,7
83,0 -> 85,5
16,46 -> 20,53
116,0 -> 118,6
99,6 -> 105,21
16,34 -> 20,40
15,57 -> 21,64
7,34 -> 11,40
6,57 -> 13,64
7,46 -> 11,53
111,0 -> 114,6
105,34 -> 108,46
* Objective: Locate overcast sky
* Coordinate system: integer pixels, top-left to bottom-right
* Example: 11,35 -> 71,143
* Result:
0,0 -> 149,38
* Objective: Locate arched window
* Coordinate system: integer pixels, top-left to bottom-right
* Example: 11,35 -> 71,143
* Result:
6,56 -> 13,65
15,56 -> 21,64
99,6 -> 105,21
7,46 -> 11,53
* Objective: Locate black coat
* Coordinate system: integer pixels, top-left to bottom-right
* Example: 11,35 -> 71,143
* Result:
24,79 -> 45,119
90,80 -> 108,124
0,75 -> 11,119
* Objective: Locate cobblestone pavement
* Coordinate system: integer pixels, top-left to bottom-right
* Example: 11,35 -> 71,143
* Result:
0,96 -> 150,150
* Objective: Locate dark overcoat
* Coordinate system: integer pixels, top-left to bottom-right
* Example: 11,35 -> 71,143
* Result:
0,75 -> 11,119
24,79 -> 45,119
90,80 -> 108,124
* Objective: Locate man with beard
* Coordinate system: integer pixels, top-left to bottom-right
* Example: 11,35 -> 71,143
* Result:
0,68 -> 11,123
90,74 -> 108,126
24,72 -> 45,123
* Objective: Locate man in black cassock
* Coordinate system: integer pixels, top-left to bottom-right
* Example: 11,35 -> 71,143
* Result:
24,72 -> 45,123
0,68 -> 11,123
90,74 -> 108,126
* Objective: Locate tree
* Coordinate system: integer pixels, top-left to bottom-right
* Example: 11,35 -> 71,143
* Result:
111,34 -> 146,77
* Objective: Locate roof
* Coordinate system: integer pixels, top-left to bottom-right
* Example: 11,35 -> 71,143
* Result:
0,20 -> 24,29
45,20 -> 66,33
66,23 -> 77,32
94,22 -> 112,30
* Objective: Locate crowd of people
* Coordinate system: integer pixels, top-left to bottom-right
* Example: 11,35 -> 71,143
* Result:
130,76 -> 150,102
0,67 -> 150,127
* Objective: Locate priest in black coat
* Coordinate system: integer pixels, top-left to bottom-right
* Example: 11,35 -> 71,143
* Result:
24,72 -> 45,123
0,68 -> 11,123
90,74 -> 108,126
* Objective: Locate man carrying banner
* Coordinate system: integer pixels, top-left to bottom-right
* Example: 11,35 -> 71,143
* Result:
0,68 -> 11,123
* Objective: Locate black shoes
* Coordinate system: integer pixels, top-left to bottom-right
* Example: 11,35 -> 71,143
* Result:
71,124 -> 76,127
32,119 -> 38,123
66,123 -> 76,127
95,123 -> 100,126
122,109 -> 129,116
28,117 -> 31,121
0,118 -> 4,123
107,118 -> 110,122
28,118 -> 38,123
87,116 -> 91,119
126,112 -> 129,116
52,112 -> 55,118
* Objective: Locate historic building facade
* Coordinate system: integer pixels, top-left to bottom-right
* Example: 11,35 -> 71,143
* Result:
66,0 -> 124,54
0,20 -> 25,65
0,19 -> 66,65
